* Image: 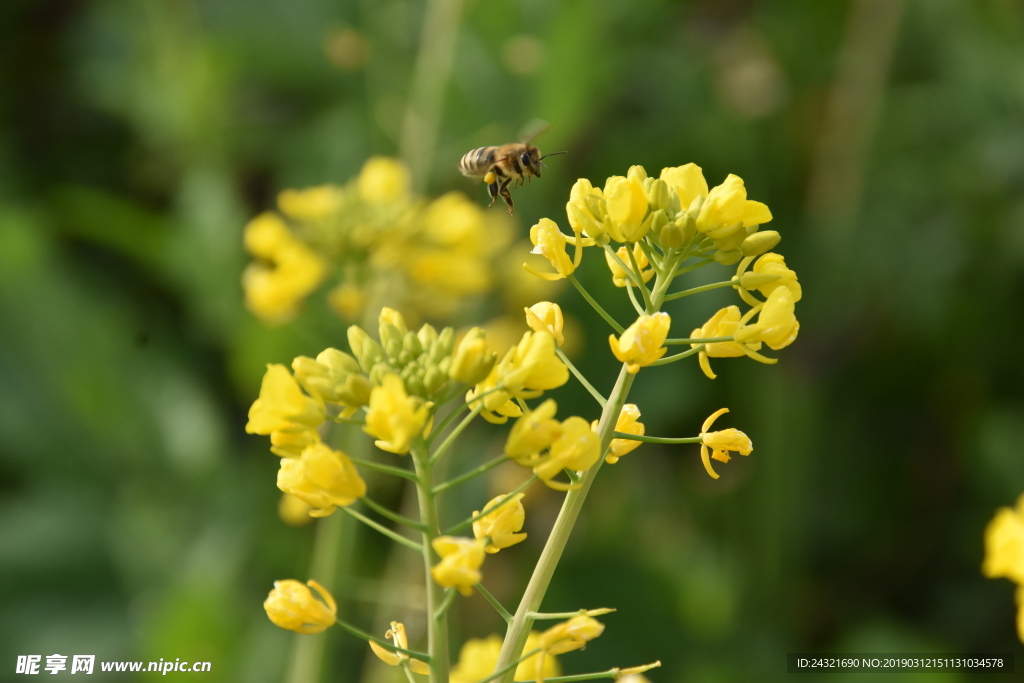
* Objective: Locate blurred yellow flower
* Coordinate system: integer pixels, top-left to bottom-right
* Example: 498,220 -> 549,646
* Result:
263,579 -> 336,634
609,313 -> 671,373
473,493 -> 527,553
277,492 -> 315,526
363,374 -> 431,455
277,185 -> 345,222
699,408 -> 753,479
524,302 -> 565,346
597,403 -> 644,464
277,443 -> 366,517
357,156 -> 411,203
983,494 -> 1024,584
242,213 -> 326,324
449,633 -> 559,683
269,428 -> 320,459
431,536 -> 486,595
538,615 -> 605,656
246,364 -> 325,435
368,621 -> 430,675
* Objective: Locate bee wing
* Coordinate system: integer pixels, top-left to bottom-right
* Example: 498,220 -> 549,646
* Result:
519,118 -> 551,145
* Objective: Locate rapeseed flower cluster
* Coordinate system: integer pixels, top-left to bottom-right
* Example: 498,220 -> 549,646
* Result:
242,157 -> 512,324
252,159 -> 797,682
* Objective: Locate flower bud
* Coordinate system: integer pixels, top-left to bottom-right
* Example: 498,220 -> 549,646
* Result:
647,179 -> 672,211
740,229 -> 781,257
473,493 -> 527,553
525,302 -> 565,347
347,325 -> 384,371
450,327 -> 497,385
712,248 -> 743,265
627,164 -> 648,183
423,366 -> 447,395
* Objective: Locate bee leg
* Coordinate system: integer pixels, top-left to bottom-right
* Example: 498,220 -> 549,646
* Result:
486,180 -> 499,207
498,178 -> 515,214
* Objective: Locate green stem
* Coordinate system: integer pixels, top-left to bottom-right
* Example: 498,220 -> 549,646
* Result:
493,366 -> 636,682
477,582 -> 513,623
360,496 -> 427,531
665,335 -> 732,345
568,275 -> 624,334
673,257 -> 714,277
445,474 -> 538,535
333,617 -> 429,661
342,505 -> 423,552
430,405 -> 481,465
556,348 -> 606,407
613,432 -> 701,444
664,278 -> 736,301
648,346 -> 702,366
625,280 -> 646,316
432,454 -> 506,494
347,455 -> 419,483
624,243 -> 654,311
410,441 -> 450,683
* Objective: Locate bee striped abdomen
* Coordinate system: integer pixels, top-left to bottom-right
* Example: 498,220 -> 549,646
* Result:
459,146 -> 498,178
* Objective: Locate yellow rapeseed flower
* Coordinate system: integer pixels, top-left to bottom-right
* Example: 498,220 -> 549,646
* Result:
449,633 -> 559,683
498,331 -> 570,397
659,163 -> 709,211
269,428 -> 321,459
526,218 -> 582,281
246,364 -> 325,435
608,313 -> 671,373
524,302 -> 565,347
597,404 -> 645,464
368,621 -> 430,675
734,285 -> 799,350
699,408 -> 753,479
263,579 -> 337,634
277,185 -> 345,222
465,364 -> 523,425
242,213 -> 327,324
538,615 -> 605,656
749,253 -> 802,302
363,374 -> 431,455
983,494 -> 1024,584
690,306 -> 752,380
505,399 -> 562,465
603,175 -> 649,243
431,536 -> 486,595
696,173 -> 772,240
566,177 -> 606,240
473,493 -> 527,553
277,443 -> 366,517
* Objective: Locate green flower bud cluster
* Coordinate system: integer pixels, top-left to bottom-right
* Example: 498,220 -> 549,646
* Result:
348,317 -> 456,399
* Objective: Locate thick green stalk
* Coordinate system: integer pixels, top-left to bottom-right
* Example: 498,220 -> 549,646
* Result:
493,366 -> 635,682
410,442 -> 450,683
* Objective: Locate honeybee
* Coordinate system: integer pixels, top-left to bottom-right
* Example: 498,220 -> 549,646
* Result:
459,130 -> 566,214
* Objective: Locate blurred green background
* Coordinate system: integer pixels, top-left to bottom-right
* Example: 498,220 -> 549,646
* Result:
3,0 -> 1023,681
